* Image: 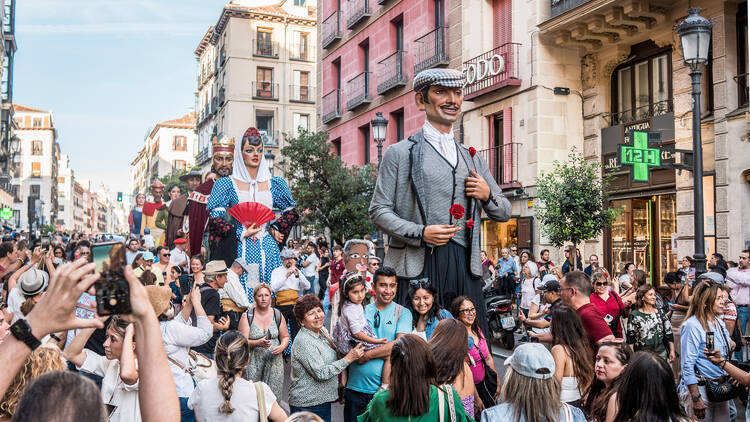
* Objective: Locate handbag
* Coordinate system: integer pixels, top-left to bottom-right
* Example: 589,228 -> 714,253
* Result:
474,346 -> 498,408
437,385 -> 457,422
700,321 -> 744,402
167,350 -> 217,383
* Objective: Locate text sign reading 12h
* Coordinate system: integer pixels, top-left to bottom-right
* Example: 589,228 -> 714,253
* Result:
618,131 -> 661,182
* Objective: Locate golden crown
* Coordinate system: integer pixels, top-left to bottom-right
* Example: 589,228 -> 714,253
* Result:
212,135 -> 235,155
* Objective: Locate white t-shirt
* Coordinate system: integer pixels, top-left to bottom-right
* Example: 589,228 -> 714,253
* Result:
7,287 -> 24,323
188,378 -> 275,422
142,235 -> 155,249
301,254 -> 319,278
170,247 -> 189,272
78,350 -> 141,422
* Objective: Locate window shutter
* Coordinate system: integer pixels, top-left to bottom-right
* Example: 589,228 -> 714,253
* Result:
517,217 -> 532,250
502,107 -> 512,184
493,0 -> 512,48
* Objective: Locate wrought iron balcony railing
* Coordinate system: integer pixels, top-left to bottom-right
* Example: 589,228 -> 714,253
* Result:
254,39 -> 279,58
195,147 -> 211,165
290,85 -> 315,103
322,12 -> 342,49
377,51 -> 407,94
607,99 -> 673,126
346,72 -> 372,110
462,43 -> 521,100
253,81 -> 279,100
218,87 -> 226,106
346,0 -> 371,29
550,0 -> 594,18
322,89 -> 342,124
414,26 -> 448,74
290,43 -> 311,61
735,72 -> 749,108
477,143 -> 521,188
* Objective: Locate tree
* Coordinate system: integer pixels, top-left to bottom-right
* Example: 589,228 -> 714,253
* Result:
535,149 -> 621,268
154,167 -> 200,202
280,129 -> 376,244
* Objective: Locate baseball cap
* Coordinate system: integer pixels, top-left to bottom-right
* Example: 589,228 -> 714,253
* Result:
540,280 -> 561,293
504,343 -> 556,380
141,251 -> 155,261
698,271 -> 725,285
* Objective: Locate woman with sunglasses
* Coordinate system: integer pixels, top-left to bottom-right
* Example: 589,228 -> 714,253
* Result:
406,278 -> 453,341
589,269 -> 625,337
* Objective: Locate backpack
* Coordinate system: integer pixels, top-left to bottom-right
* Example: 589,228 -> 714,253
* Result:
246,306 -> 282,330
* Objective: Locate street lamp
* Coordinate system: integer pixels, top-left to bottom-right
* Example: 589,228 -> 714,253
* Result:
10,136 -> 19,155
264,150 -> 275,176
676,7 -> 712,274
371,111 -> 388,261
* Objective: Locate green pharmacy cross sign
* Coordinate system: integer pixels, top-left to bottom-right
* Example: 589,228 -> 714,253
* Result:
618,130 -> 662,182
0,207 -> 12,221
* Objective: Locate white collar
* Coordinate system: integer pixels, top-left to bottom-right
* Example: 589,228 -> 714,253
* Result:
422,120 -> 457,165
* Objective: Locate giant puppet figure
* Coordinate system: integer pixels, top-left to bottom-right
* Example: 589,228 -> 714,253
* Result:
185,136 -> 235,257
206,127 -> 297,301
140,180 -> 166,242
369,68 -> 511,334
129,193 -> 145,236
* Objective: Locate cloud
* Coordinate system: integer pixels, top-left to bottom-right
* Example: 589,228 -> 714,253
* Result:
18,22 -> 207,36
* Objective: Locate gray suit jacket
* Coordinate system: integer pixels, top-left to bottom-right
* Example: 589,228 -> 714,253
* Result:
369,130 -> 512,278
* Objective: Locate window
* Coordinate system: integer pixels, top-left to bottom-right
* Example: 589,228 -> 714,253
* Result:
332,138 -> 342,156
31,140 -> 42,155
172,160 -> 187,171
738,2 -> 748,108
32,118 -> 42,128
31,162 -> 41,177
293,113 -> 309,136
294,0 -> 306,5
256,111 -> 275,145
256,67 -> 273,97
31,185 -> 41,198
293,70 -> 310,101
361,126 -> 370,164
391,109 -> 404,142
57,177 -> 65,183
256,29 -> 274,56
611,43 -> 672,125
173,135 -> 187,151
293,31 -> 309,60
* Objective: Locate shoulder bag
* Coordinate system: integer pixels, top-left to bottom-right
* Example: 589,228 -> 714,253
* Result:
474,342 -> 498,409
700,320 -> 745,402
255,381 -> 268,422
167,350 -> 217,383
436,385 -> 457,422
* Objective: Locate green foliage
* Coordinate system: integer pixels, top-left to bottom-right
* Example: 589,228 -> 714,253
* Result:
536,149 -> 621,254
41,223 -> 56,235
281,129 -> 376,244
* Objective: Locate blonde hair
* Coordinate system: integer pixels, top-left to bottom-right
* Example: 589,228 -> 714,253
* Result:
0,344 -> 67,417
591,269 -> 610,286
551,267 -> 563,281
252,283 -> 273,303
215,331 -> 251,414
501,366 -> 562,422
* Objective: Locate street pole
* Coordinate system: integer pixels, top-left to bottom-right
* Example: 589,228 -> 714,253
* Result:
375,140 -> 385,261
690,67 -> 706,274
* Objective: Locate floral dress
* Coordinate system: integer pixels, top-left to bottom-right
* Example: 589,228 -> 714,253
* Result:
625,309 -> 674,359
244,317 -> 284,399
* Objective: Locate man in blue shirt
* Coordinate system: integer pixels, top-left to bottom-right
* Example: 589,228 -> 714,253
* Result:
344,266 -> 412,421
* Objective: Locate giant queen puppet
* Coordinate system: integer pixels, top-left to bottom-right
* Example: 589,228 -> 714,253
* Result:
207,127 -> 298,302
369,68 -> 512,335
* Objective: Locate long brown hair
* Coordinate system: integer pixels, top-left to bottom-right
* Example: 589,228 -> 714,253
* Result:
686,282 -> 722,330
428,319 -> 468,385
635,284 -> 656,310
337,272 -> 365,317
386,335 -> 437,417
583,342 -> 632,421
214,330 -> 251,414
549,305 -> 594,392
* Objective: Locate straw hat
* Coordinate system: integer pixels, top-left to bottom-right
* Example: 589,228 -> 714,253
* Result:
145,285 -> 172,317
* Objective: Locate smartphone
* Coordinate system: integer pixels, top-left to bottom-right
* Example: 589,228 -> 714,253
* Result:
90,242 -> 131,315
179,274 -> 194,296
41,234 -> 50,249
265,331 -> 272,341
706,331 -> 715,350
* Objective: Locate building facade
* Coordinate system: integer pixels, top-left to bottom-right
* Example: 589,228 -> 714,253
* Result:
318,0 -> 463,163
130,112 -> 197,196
0,0 -> 16,190
72,180 -> 85,232
56,154 -> 74,231
195,0 -> 318,176
11,104 -> 59,230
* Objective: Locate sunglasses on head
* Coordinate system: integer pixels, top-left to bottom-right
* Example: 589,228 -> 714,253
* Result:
409,277 -> 430,288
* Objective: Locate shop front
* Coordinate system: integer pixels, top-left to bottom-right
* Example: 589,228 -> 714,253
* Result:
481,216 -> 532,263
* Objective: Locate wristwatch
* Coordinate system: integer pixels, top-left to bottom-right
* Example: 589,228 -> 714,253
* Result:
10,319 -> 42,351
692,394 -> 702,403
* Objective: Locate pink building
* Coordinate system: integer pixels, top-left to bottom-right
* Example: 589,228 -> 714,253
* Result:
317,0 -> 463,165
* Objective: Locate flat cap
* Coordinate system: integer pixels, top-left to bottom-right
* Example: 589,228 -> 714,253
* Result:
413,68 -> 465,93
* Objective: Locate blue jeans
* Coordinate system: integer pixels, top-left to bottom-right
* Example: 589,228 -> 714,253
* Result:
179,397 -> 196,422
737,305 -> 748,361
290,402 -> 332,422
322,286 -> 331,320
344,389 -> 373,422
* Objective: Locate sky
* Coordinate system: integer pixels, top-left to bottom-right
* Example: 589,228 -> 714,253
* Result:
14,0 -> 229,198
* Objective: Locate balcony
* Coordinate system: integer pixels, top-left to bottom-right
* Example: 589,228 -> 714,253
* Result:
219,48 -> 226,66
322,12 -> 342,49
346,0 -> 371,29
253,81 -> 279,100
196,147 -> 211,165
478,143 -> 521,188
377,51 -> 407,94
214,58 -> 219,76
290,43 -> 311,61
290,85 -> 315,103
607,99 -> 673,126
346,72 -> 372,110
211,97 -> 218,115
254,39 -> 279,58
414,26 -> 448,74
462,43 -> 521,100
218,87 -> 226,106
259,130 -> 279,147
322,89 -> 342,124
550,0 -> 593,18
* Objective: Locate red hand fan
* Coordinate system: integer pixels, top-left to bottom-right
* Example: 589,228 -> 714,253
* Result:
228,202 -> 275,228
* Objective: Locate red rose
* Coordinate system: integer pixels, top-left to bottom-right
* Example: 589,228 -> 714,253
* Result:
369,289 -> 376,296
466,219 -> 475,229
449,204 -> 465,220
366,276 -> 371,282
468,147 -> 477,157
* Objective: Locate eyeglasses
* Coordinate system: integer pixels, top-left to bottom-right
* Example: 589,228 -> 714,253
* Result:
162,253 -> 170,257
79,251 -> 90,256
409,277 -> 430,288
594,282 -> 608,287
374,311 -> 381,329
459,307 -> 476,315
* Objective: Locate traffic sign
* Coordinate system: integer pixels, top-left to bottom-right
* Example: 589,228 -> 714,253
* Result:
0,207 -> 13,221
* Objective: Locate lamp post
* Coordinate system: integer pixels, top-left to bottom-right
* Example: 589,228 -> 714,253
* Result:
371,112 -> 388,261
676,8 -> 713,274
264,151 -> 275,176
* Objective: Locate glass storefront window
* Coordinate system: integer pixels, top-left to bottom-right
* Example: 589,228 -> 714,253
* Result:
482,218 -> 518,263
611,200 -> 632,276
659,195 -> 678,276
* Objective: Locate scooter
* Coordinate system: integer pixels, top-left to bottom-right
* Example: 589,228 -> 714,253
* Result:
483,281 -> 516,350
